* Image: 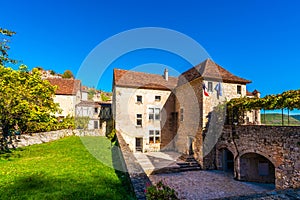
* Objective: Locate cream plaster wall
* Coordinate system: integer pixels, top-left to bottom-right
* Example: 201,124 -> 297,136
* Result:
113,86 -> 172,152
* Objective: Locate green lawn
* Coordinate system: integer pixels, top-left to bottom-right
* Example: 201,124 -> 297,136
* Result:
0,136 -> 135,200
261,113 -> 300,126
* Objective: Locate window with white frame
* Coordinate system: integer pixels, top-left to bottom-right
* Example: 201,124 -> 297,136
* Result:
155,95 -> 161,101
237,85 -> 242,95
136,114 -> 142,126
149,130 -> 160,144
149,108 -> 160,120
136,95 -> 142,103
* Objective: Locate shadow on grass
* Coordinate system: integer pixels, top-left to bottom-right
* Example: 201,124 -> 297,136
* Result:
1,171 -> 127,200
112,140 -> 136,200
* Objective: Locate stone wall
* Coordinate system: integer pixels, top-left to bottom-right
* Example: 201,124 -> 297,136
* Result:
9,129 -> 104,148
115,131 -> 151,200
114,86 -> 174,152
214,125 -> 300,189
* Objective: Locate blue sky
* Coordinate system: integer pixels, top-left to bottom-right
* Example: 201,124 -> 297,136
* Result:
2,0 -> 300,99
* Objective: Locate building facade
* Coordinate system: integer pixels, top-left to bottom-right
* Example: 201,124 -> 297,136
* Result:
113,59 -> 260,157
46,78 -> 82,118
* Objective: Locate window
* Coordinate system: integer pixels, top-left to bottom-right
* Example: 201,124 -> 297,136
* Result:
136,114 -> 142,126
94,121 -> 99,129
180,108 -> 184,122
155,108 -> 160,120
94,107 -> 98,113
237,85 -> 242,95
155,95 -> 161,101
149,108 -> 160,120
136,95 -> 142,103
208,82 -> 213,92
149,130 -> 160,144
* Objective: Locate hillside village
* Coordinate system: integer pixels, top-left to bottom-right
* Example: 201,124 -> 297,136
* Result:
40,69 -> 113,131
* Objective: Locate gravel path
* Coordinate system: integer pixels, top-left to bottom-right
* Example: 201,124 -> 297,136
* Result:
149,170 -> 275,200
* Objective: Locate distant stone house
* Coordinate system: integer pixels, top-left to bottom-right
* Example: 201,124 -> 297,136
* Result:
112,59 -> 260,156
46,78 -> 82,118
75,101 -> 101,129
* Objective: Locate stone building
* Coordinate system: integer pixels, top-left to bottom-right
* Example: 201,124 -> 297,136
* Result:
112,59 -> 260,154
75,100 -> 101,129
46,78 -> 82,118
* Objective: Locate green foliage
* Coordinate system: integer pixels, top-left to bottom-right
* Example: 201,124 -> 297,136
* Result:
0,27 -> 17,65
227,89 -> 300,112
0,65 -> 60,135
106,129 -> 116,142
49,70 -> 56,75
75,116 -> 90,129
88,89 -> 96,100
146,180 -> 179,200
62,69 -> 74,79
0,136 -> 135,199
101,92 -> 111,102
226,89 -> 300,125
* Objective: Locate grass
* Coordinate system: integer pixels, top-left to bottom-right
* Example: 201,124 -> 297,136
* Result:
0,136 -> 135,200
261,113 -> 300,126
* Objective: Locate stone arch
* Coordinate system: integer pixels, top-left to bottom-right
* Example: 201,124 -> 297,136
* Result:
216,144 -> 236,173
238,152 -> 275,184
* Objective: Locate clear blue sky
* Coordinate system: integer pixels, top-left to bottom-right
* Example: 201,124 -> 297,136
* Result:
2,0 -> 300,98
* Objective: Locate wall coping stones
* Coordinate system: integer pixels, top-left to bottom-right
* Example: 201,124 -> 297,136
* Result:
116,131 -> 152,200
8,129 -> 104,148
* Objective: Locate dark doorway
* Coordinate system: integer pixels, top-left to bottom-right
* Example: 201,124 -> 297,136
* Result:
188,137 -> 194,155
221,148 -> 234,172
135,138 -> 143,152
240,153 -> 275,184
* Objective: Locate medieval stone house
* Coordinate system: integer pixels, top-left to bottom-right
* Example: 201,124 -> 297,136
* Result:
112,59 -> 260,160
46,78 -> 82,118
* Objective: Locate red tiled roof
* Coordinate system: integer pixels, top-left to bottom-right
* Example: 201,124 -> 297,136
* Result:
247,89 -> 260,97
76,100 -> 100,107
113,69 -> 178,90
178,59 -> 251,85
46,78 -> 81,95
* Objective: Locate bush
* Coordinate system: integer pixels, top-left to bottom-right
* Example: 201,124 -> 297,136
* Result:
26,116 -> 75,133
146,180 -> 179,200
106,129 -> 116,142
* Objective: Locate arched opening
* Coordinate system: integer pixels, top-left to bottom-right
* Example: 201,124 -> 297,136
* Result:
239,153 -> 275,184
218,148 -> 234,173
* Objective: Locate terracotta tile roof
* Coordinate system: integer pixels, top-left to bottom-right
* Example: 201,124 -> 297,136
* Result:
113,69 -> 178,90
247,89 -> 260,97
178,59 -> 251,85
76,101 -> 100,107
46,78 -> 81,95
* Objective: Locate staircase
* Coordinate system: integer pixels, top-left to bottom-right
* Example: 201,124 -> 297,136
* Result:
176,154 -> 201,172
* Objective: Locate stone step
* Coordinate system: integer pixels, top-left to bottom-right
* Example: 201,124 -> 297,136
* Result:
177,163 -> 200,168
176,154 -> 201,172
178,166 -> 201,172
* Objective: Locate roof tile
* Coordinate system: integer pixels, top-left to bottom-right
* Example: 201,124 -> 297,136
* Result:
46,78 -> 81,95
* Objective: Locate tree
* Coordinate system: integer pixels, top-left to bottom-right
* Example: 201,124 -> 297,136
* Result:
88,89 -> 96,100
0,28 -> 17,65
62,69 -> 74,79
0,65 -> 60,135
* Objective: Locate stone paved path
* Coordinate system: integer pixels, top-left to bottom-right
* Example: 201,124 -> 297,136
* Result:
149,170 -> 275,200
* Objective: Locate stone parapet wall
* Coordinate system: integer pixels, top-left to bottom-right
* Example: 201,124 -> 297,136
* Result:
9,129 -> 104,148
116,131 -> 151,200
214,125 -> 300,189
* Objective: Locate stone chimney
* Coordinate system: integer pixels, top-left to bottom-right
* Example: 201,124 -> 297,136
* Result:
164,68 -> 168,81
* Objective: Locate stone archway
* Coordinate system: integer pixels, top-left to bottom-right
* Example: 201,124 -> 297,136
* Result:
239,152 -> 275,184
217,148 -> 234,173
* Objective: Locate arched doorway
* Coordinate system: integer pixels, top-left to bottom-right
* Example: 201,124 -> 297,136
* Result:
218,148 -> 234,172
239,153 -> 275,183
